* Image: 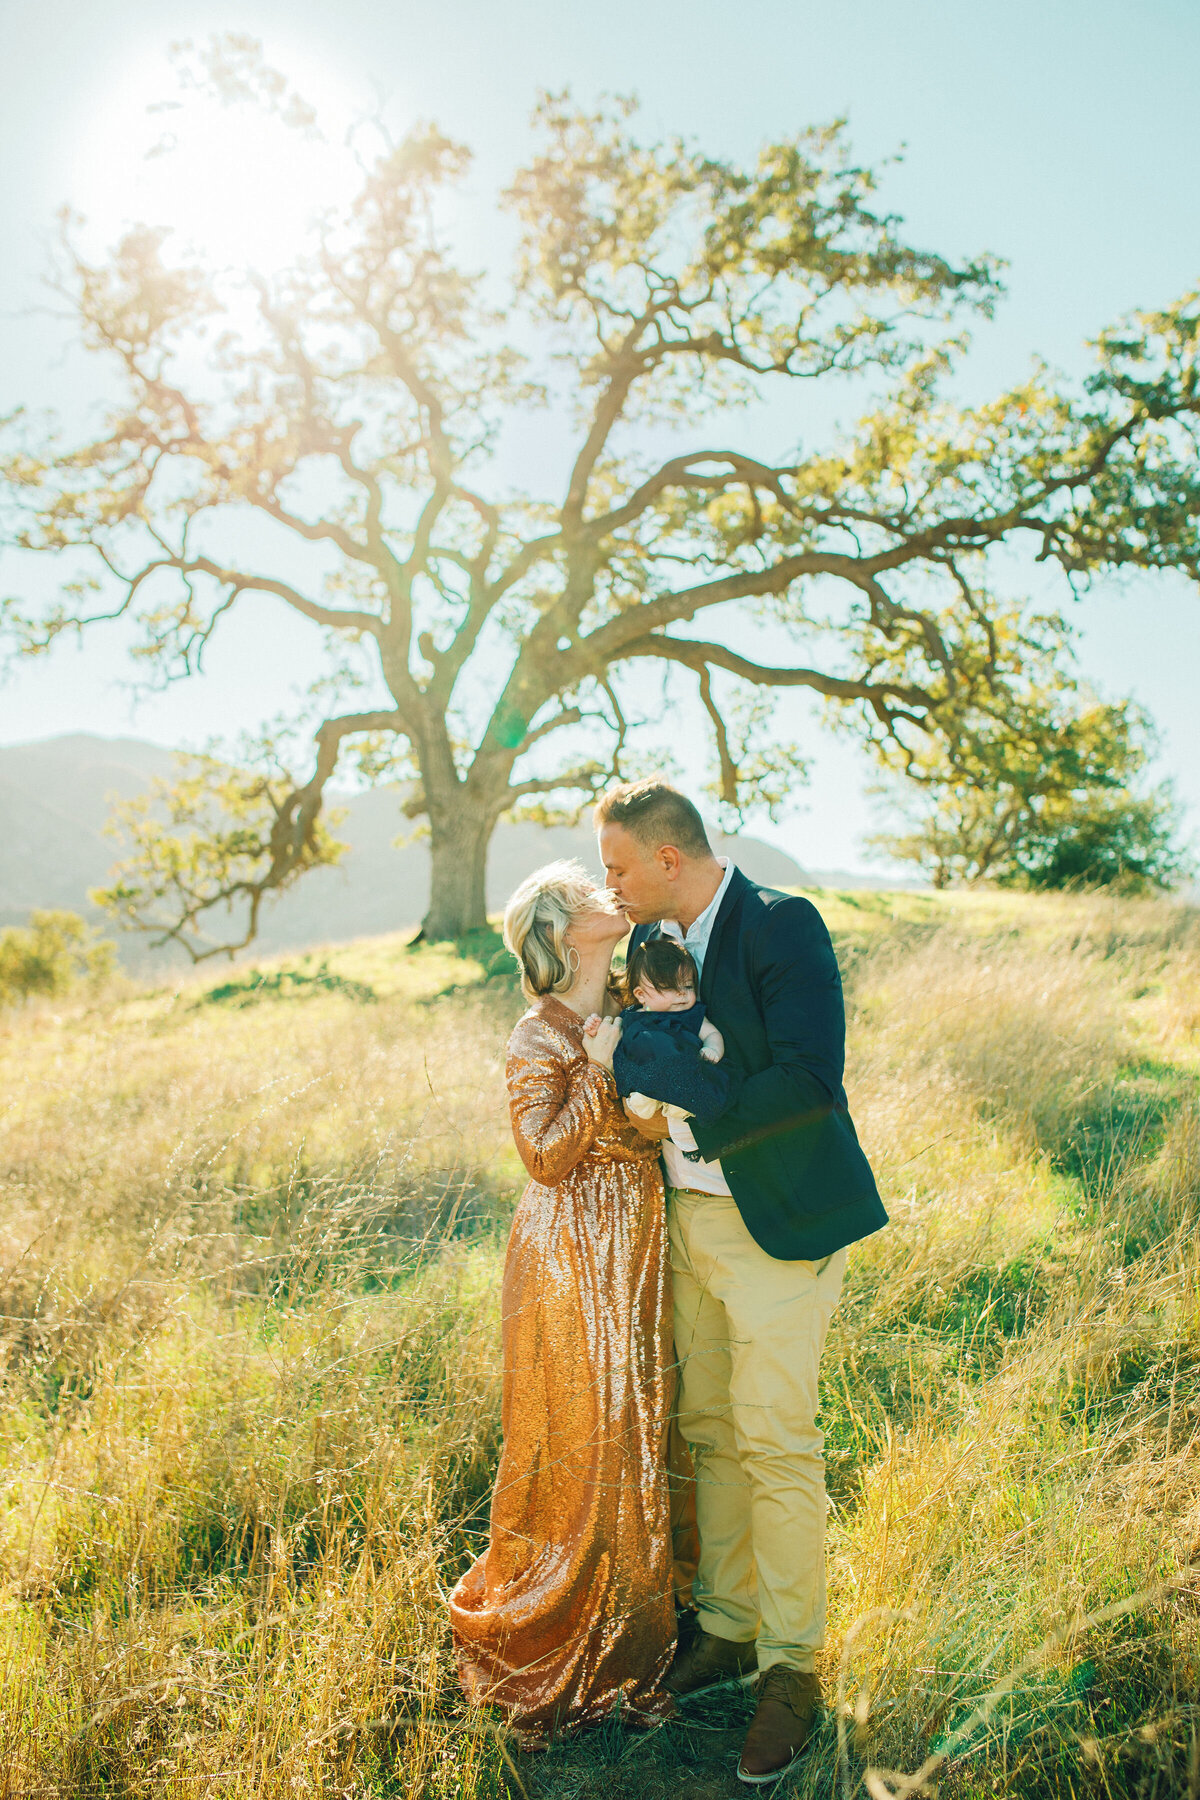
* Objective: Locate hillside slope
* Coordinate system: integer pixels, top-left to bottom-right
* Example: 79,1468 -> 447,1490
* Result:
2,888 -> 1198,1797
0,733 -> 840,960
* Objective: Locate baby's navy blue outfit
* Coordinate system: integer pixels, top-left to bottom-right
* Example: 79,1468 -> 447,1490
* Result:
612,1001 -> 738,1122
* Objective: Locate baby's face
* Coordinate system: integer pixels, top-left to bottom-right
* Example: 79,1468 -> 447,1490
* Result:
634,981 -> 696,1014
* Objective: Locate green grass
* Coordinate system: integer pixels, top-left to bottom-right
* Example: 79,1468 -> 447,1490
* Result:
2,888 -> 1200,1797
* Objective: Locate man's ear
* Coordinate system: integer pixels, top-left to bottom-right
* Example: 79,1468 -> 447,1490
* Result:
657,844 -> 683,881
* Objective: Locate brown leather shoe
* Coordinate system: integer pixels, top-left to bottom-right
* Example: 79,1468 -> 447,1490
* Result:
737,1666 -> 821,1785
674,1606 -> 701,1657
664,1625 -> 757,1699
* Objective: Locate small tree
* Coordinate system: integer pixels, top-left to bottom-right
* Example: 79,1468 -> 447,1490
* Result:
0,911 -> 116,1006
1011,789 -> 1191,893
4,44 -> 1199,952
91,747 -> 348,961
868,643 -> 1193,890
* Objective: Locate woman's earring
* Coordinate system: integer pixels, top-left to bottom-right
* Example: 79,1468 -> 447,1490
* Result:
566,947 -> 581,975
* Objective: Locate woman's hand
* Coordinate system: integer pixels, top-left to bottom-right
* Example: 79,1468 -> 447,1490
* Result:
583,1015 -> 621,1072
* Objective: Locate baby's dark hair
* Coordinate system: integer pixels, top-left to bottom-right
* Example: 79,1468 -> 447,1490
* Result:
625,937 -> 699,1001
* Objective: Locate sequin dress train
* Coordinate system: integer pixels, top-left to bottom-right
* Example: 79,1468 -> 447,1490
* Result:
449,996 -> 676,1740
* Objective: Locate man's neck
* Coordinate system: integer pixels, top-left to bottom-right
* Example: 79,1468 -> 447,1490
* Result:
672,858 -> 725,934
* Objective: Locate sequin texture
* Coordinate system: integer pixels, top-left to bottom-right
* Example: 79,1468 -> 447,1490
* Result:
449,995 -> 675,1740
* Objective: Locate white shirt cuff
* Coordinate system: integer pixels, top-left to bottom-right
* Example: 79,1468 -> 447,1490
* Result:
668,1115 -> 700,1153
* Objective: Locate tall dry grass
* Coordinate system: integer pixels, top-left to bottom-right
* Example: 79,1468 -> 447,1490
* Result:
1,897 -> 1199,1798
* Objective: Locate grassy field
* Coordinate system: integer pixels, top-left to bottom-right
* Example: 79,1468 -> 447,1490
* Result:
2,889 -> 1200,1799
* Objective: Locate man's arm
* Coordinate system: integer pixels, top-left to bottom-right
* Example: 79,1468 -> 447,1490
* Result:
689,897 -> 845,1162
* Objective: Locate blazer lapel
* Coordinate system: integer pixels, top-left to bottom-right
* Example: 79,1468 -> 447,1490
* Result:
699,868 -> 748,1006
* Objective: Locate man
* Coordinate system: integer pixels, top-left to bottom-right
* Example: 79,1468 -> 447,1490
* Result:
595,780 -> 887,1788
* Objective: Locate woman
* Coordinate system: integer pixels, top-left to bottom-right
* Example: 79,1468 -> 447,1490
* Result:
449,861 -> 675,1742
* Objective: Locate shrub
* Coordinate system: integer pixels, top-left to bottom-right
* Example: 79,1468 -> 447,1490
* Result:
0,908 -> 115,1006
1009,785 -> 1194,893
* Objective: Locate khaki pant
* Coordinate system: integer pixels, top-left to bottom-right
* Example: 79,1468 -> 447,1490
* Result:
667,1188 -> 847,1674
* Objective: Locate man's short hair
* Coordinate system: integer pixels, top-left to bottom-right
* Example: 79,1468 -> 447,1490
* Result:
593,781 -> 712,860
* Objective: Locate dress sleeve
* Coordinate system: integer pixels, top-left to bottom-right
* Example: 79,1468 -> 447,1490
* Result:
506,1016 -> 615,1185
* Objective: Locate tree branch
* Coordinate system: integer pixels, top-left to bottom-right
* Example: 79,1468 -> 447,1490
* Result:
561,311 -> 662,527
504,762 -> 610,803
696,665 -> 739,803
98,706 -> 409,963
513,705 -> 584,754
616,632 -> 937,710
581,450 -> 795,540
163,557 -> 384,637
281,708 -> 408,857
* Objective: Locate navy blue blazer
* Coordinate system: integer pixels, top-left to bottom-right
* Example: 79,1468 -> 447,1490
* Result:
628,869 -> 887,1261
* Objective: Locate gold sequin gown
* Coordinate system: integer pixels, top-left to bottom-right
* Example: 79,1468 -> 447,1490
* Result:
449,995 -> 676,1740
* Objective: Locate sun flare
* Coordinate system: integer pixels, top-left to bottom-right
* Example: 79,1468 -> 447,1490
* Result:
65,40 -> 368,274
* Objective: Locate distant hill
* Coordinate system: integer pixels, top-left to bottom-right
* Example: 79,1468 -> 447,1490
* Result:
0,736 -> 179,929
0,734 -> 905,963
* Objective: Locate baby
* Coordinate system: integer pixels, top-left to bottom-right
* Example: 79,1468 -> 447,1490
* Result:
586,937 -> 725,1121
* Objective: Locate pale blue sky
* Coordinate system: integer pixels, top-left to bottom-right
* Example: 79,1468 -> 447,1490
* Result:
1,0 -> 1198,872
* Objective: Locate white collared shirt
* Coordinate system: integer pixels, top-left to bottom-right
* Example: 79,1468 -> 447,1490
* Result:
659,859 -> 735,1196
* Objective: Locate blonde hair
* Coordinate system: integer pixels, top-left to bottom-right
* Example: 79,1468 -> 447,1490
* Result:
503,860 -> 610,1000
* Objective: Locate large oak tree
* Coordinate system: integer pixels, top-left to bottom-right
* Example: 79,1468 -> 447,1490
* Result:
4,54 -> 1199,951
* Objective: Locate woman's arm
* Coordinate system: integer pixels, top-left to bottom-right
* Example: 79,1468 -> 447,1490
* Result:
507,1018 -> 616,1185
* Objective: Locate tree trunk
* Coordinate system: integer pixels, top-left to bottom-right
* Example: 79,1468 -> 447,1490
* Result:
421,797 -> 495,939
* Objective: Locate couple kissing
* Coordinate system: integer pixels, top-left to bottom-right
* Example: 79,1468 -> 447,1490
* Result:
449,780 -> 887,1787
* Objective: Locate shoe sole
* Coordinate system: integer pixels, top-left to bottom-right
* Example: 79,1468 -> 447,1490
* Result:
736,1747 -> 805,1786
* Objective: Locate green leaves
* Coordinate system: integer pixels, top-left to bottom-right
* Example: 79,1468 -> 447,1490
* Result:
92,750 -> 347,963
1015,787 -> 1192,893
505,95 -> 1001,438
169,33 -> 320,133
0,911 -> 115,1006
68,219 -> 217,360
868,664 -> 1194,893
